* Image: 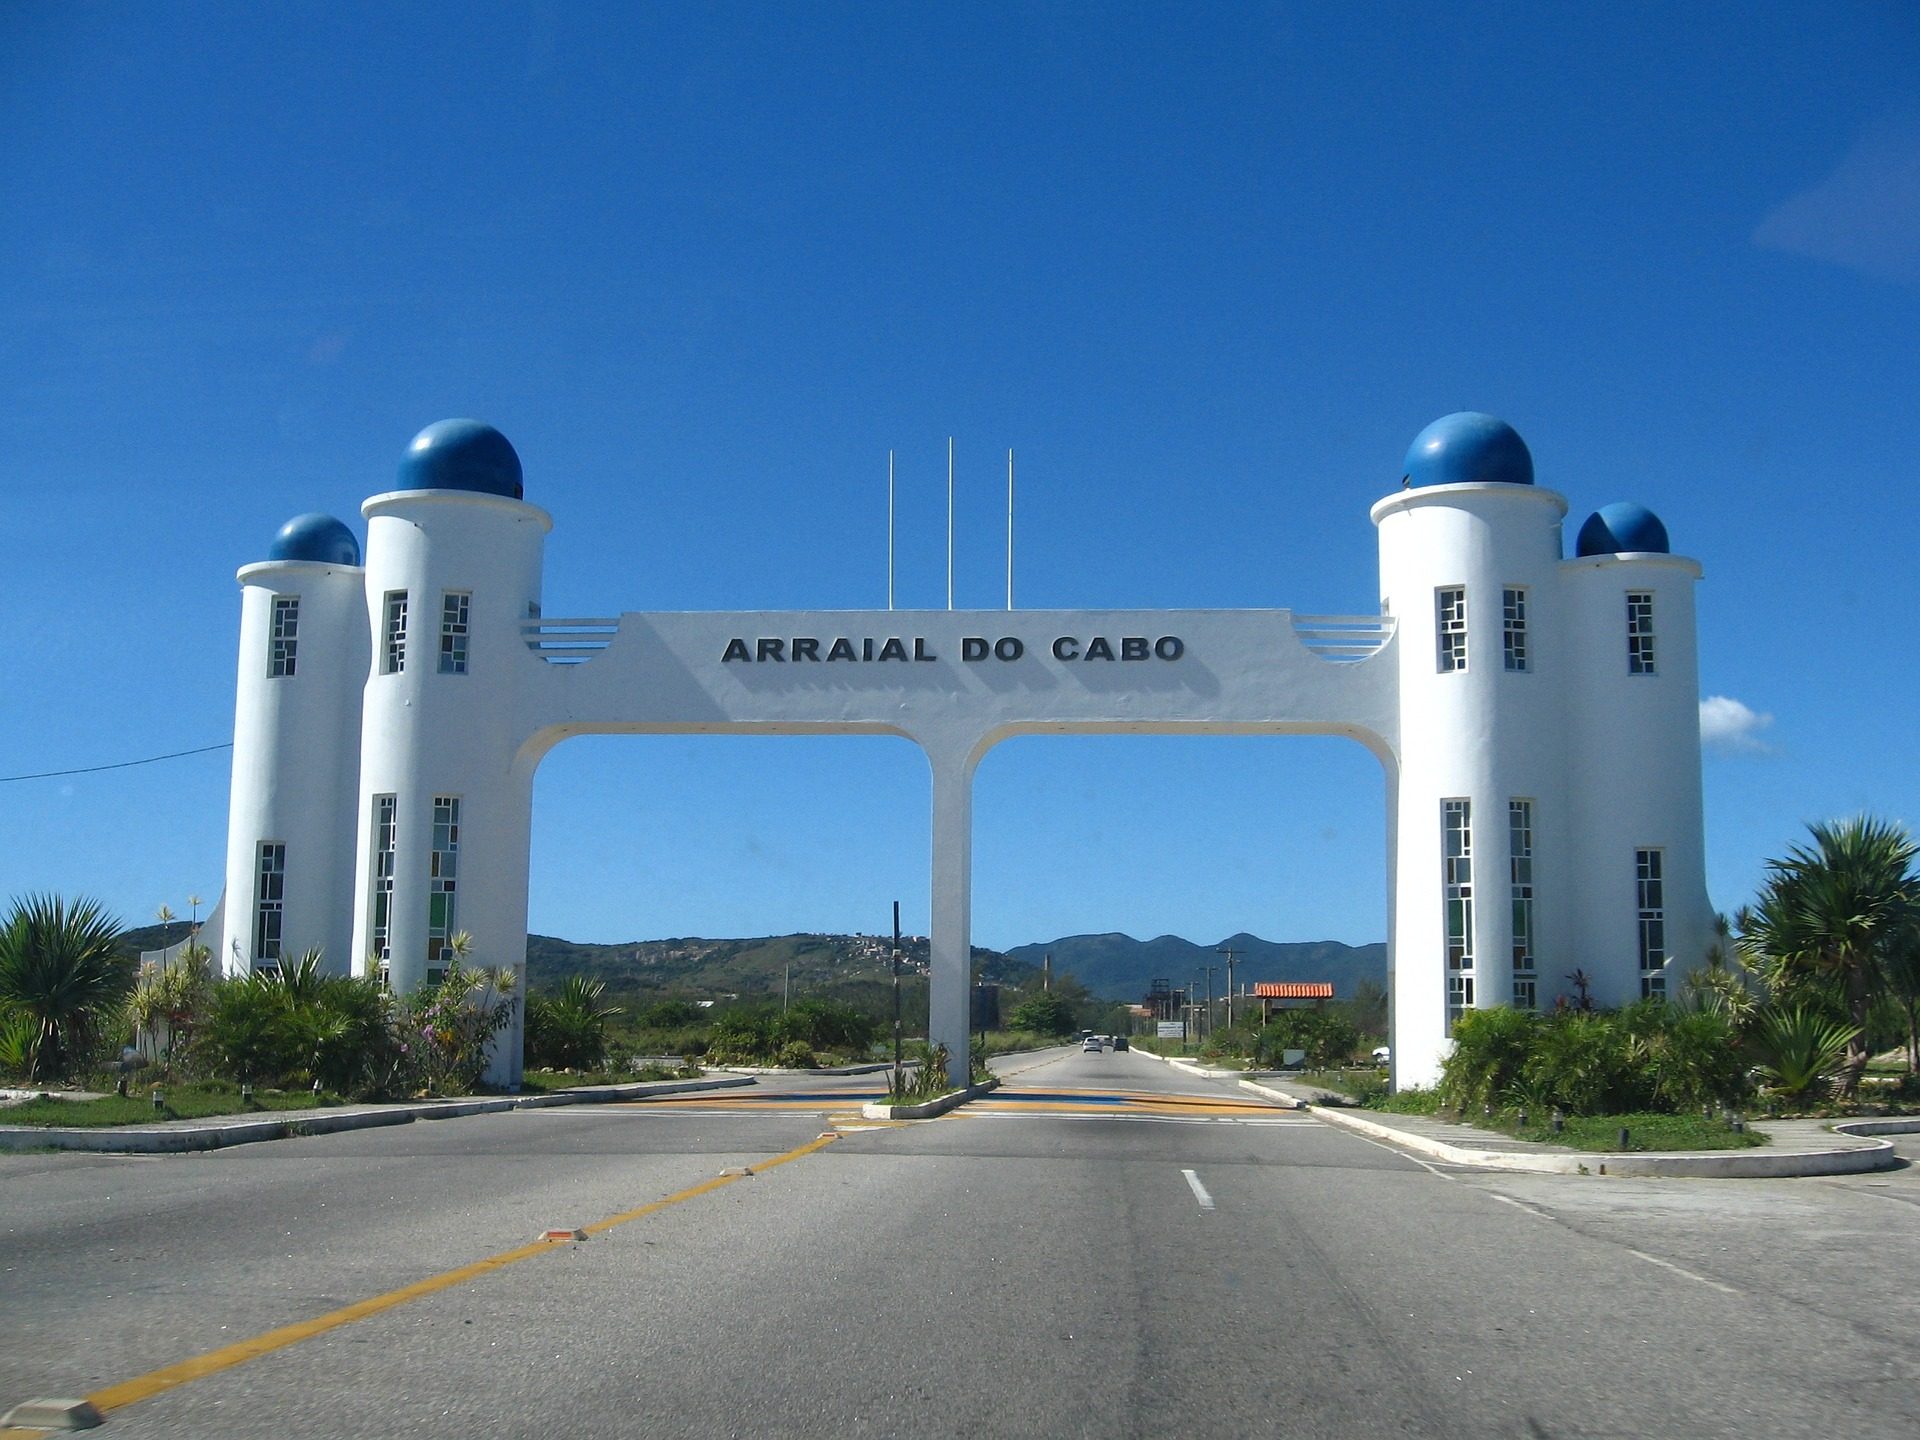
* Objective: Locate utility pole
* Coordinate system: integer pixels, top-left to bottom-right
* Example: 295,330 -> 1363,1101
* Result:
1217,945 -> 1238,1031
1204,966 -> 1219,1040
891,902 -> 903,1097
783,963 -> 790,1012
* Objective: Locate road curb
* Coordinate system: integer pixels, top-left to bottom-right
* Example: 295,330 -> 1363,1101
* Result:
1305,1103 -> 1901,1178
860,1076 -> 999,1120
1237,1078 -> 1307,1109
0,1075 -> 755,1154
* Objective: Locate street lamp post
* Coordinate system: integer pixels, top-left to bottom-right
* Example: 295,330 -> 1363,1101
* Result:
1217,946 -> 1238,1031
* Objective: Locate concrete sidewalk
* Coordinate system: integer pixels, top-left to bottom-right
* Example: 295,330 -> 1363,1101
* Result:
0,1074 -> 754,1155
1134,1048 -> 1911,1178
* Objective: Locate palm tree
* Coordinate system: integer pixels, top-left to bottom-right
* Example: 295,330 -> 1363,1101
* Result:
0,895 -> 130,1082
1741,816 -> 1920,1096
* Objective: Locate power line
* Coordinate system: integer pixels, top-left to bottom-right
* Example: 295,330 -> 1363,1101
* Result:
0,742 -> 233,784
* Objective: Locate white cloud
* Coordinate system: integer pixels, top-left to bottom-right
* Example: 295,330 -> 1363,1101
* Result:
1754,119 -> 1920,286
1700,695 -> 1774,754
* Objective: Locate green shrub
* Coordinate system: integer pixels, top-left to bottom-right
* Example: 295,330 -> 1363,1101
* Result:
1008,993 -> 1076,1037
632,998 -> 703,1029
1254,1010 -> 1360,1069
1522,1010 -> 1653,1115
1645,1007 -> 1748,1110
0,894 -> 131,1083
776,1039 -> 817,1069
1439,1006 -> 1539,1113
526,976 -> 623,1070
774,998 -> 875,1055
1748,1005 -> 1859,1099
705,1006 -> 776,1064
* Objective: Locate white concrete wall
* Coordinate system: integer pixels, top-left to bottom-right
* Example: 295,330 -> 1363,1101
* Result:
1563,553 -> 1712,1008
222,560 -> 368,977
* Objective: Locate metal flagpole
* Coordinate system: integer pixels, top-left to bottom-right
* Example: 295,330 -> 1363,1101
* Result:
1006,448 -> 1014,611
887,450 -> 895,611
946,436 -> 954,611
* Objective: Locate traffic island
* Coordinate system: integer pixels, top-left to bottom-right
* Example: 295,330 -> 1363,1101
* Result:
861,1076 -> 999,1120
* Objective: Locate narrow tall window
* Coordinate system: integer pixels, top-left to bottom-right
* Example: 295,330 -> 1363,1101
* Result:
1436,587 -> 1468,673
427,796 -> 460,982
1443,799 -> 1474,1026
1636,848 -> 1666,999
1626,591 -> 1656,675
1510,800 -> 1536,1010
268,596 -> 300,678
439,592 -> 470,674
253,842 -> 286,966
1502,587 -> 1529,673
382,591 -> 409,674
370,795 -> 397,965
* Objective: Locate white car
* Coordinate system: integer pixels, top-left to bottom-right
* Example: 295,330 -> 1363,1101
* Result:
1371,1046 -> 1391,1064
1082,1037 -> 1104,1052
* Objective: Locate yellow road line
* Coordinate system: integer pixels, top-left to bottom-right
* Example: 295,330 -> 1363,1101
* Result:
69,1132 -> 838,1421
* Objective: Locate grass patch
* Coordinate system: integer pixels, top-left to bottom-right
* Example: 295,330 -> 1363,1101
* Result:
1,1082 -> 345,1128
1355,1093 -> 1764,1150
1367,1085 -> 1443,1115
1505,1110 -> 1765,1151
517,1064 -> 699,1092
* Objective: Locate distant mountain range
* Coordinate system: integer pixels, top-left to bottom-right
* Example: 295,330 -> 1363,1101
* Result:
119,920 -> 1385,1004
1007,932 -> 1386,1002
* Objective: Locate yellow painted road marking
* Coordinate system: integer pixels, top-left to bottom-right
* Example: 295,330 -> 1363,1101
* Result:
48,1133 -> 838,1425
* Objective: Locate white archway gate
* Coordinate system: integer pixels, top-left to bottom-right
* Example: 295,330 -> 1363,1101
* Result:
511,608 -> 1400,1088
222,417 -> 1713,1092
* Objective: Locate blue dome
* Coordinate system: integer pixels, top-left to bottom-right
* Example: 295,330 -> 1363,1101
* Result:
267,513 -> 361,566
396,419 -> 523,499
1576,502 -> 1670,557
1402,412 -> 1534,488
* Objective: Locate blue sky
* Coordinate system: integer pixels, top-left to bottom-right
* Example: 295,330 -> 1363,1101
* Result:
3,3 -> 1916,954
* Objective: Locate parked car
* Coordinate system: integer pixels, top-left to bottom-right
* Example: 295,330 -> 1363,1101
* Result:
1371,1046 -> 1390,1065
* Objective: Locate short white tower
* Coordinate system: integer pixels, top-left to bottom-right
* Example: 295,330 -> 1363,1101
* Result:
221,515 -> 368,977
1563,504 -> 1713,1009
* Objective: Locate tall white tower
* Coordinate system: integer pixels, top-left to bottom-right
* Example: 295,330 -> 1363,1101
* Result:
221,514 -> 369,976
347,421 -> 551,1086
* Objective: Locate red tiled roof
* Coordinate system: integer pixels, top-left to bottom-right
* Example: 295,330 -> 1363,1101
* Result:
1252,982 -> 1335,999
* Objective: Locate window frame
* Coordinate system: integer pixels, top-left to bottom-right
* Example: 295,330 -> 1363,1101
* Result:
426,795 -> 461,983
439,591 -> 471,675
253,841 -> 286,966
1626,590 -> 1656,675
1509,799 -> 1536,1009
1636,846 -> 1667,999
1502,586 -> 1529,673
370,794 -> 397,963
268,595 -> 300,678
1436,586 -> 1468,673
382,590 -> 409,675
1443,798 -> 1474,1028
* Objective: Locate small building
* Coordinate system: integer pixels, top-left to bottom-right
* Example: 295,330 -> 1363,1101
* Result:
1251,982 -> 1335,1024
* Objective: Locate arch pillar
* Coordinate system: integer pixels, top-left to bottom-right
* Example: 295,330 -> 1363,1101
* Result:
926,741 -> 981,1089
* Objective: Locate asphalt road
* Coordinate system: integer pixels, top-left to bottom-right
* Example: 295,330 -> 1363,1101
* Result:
3,1047 -> 1917,1438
